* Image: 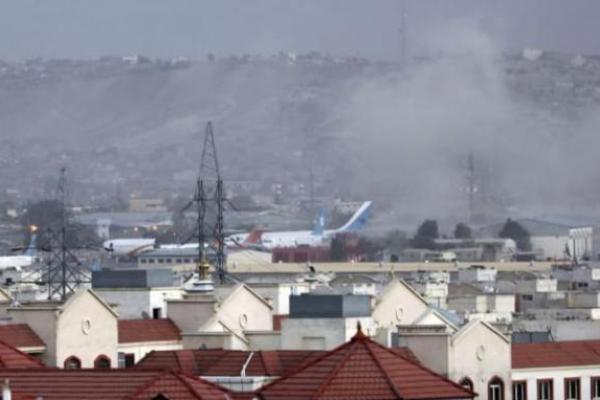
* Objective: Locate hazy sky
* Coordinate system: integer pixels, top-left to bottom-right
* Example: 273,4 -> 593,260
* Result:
0,0 -> 597,60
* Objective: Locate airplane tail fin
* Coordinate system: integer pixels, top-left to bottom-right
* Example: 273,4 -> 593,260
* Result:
311,208 -> 326,236
24,227 -> 37,257
243,227 -> 264,245
335,201 -> 373,233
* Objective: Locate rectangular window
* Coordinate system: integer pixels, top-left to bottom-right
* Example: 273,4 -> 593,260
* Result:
118,353 -> 136,368
565,378 -> 580,400
140,258 -> 147,264
157,258 -> 164,263
592,377 -> 600,400
152,307 -> 162,319
513,381 -> 527,400
490,384 -> 502,400
537,380 -> 553,400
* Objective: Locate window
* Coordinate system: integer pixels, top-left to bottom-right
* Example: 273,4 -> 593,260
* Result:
152,307 -> 162,319
459,377 -> 474,392
537,379 -> 553,400
564,378 -> 580,400
513,381 -> 527,400
522,294 -> 533,301
147,258 -> 155,264
165,258 -> 172,263
118,353 -> 135,368
64,356 -> 81,369
94,355 -> 111,369
489,377 -> 504,400
157,258 -> 164,263
175,258 -> 182,263
592,377 -> 600,400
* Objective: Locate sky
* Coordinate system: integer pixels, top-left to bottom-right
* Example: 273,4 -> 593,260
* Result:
0,0 -> 598,60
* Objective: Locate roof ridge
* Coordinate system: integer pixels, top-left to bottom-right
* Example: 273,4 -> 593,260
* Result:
362,339 -> 403,398
311,341 -> 356,399
175,371 -> 213,399
124,369 -> 168,399
362,335 -> 476,397
0,338 -> 44,367
253,338 -> 357,396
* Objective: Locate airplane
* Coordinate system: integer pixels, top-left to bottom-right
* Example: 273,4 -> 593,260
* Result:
0,225 -> 39,271
102,238 -> 156,257
225,201 -> 372,250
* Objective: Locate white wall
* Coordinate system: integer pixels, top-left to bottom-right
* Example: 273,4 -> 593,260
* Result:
118,341 -> 183,365
281,317 -> 375,350
449,323 -> 511,400
512,365 -> 600,400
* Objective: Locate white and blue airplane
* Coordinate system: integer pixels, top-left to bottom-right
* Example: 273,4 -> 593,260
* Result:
0,225 -> 39,270
226,201 -> 373,250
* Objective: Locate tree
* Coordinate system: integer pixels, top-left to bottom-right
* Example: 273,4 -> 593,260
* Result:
454,223 -> 472,239
411,219 -> 439,249
499,218 -> 531,251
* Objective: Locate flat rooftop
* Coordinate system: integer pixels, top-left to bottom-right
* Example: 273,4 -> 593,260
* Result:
226,259 -> 554,274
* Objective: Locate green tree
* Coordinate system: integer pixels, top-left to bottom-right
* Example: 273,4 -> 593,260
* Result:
454,223 -> 472,239
499,219 -> 531,251
411,219 -> 439,249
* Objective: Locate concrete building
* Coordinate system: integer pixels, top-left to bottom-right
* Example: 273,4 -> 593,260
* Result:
512,340 -> 600,400
167,283 -> 274,350
397,320 -> 511,400
458,265 -> 498,283
448,293 -> 515,324
478,218 -> 593,261
280,293 -> 375,350
246,282 -> 310,315
117,318 -> 183,367
8,289 -> 119,368
372,280 -> 431,330
92,269 -> 183,319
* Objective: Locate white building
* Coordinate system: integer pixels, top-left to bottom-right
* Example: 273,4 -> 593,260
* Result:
512,340 -> 600,400
458,266 -> 498,283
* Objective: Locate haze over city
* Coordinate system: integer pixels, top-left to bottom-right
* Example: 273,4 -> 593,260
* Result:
0,3 -> 598,400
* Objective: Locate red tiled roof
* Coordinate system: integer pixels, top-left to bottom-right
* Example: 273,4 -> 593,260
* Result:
137,347 -> 421,378
0,369 -> 233,399
118,319 -> 181,344
0,339 -> 44,368
137,349 -> 327,377
512,340 -> 600,369
0,324 -> 45,349
256,328 -> 475,400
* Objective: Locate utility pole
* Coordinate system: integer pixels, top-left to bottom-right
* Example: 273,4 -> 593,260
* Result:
194,121 -> 227,284
466,152 -> 476,225
43,167 -> 88,301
